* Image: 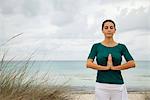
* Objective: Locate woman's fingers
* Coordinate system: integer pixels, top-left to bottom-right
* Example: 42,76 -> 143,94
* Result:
107,54 -> 113,66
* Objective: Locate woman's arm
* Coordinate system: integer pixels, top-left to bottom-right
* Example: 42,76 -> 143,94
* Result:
111,60 -> 136,70
86,59 -> 110,70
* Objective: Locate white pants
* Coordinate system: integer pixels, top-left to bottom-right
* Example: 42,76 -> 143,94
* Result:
95,82 -> 128,100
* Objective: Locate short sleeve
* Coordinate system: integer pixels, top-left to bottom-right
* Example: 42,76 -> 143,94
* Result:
87,44 -> 97,60
121,44 -> 134,62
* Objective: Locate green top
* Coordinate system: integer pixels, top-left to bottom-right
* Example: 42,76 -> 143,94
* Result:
87,42 -> 134,84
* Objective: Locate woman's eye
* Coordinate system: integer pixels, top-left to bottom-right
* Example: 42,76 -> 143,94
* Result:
110,26 -> 114,29
105,26 -> 108,29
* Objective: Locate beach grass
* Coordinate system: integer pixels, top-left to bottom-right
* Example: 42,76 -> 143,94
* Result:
0,53 -> 73,100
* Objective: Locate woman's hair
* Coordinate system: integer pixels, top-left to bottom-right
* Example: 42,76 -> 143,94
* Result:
102,19 -> 116,30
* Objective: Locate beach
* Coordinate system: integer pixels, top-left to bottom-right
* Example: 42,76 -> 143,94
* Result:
70,86 -> 150,100
72,91 -> 150,100
1,60 -> 150,100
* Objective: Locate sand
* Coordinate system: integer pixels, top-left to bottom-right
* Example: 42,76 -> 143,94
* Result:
72,92 -> 150,100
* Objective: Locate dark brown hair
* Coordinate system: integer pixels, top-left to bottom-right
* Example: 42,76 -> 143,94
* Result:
102,19 -> 116,30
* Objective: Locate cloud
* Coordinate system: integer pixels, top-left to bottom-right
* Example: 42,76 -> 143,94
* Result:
116,6 -> 150,33
22,0 -> 40,17
0,0 -> 150,60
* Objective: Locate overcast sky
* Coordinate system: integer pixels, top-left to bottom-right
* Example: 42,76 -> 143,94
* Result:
0,0 -> 150,61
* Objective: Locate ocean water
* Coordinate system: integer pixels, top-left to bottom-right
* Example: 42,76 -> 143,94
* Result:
1,60 -> 150,92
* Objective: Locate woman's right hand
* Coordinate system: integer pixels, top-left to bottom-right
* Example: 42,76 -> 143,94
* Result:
105,66 -> 111,70
86,54 -> 113,70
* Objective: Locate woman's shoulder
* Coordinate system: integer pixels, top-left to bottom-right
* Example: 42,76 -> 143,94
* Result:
94,42 -> 100,45
91,42 -> 100,46
118,43 -> 125,46
118,43 -> 128,50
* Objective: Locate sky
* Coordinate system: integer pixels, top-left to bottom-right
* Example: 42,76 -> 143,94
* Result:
0,0 -> 150,61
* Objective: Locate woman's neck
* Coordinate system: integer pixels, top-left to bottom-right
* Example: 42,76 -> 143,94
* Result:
102,38 -> 116,43
101,38 -> 117,46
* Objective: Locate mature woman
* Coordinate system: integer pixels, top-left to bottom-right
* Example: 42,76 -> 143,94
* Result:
86,19 -> 136,100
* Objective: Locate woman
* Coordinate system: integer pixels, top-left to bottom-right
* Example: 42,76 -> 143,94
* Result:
86,19 -> 136,100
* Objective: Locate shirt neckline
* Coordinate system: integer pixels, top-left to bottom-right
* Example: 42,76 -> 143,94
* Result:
99,42 -> 120,48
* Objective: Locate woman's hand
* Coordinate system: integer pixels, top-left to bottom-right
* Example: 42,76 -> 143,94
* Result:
86,59 -> 111,70
107,54 -> 113,70
110,66 -> 117,70
106,54 -> 120,70
106,53 -> 136,70
105,66 -> 111,70
110,61 -> 136,70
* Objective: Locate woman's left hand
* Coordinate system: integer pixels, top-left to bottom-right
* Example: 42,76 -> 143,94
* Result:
110,66 -> 116,70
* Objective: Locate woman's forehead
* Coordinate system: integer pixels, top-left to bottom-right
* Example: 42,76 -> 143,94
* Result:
104,22 -> 114,26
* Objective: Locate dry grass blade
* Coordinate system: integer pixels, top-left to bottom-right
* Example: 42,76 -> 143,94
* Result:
0,33 -> 23,47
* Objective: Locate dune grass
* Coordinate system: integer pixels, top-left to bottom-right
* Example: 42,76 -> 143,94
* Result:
0,53 -> 74,100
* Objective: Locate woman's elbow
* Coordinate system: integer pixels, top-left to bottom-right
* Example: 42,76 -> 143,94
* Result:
133,61 -> 136,68
86,60 -> 93,68
86,62 -> 90,68
129,60 -> 136,68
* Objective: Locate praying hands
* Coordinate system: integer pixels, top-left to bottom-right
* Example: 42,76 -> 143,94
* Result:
106,54 -> 115,70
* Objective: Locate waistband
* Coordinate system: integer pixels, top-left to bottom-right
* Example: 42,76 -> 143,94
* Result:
95,82 -> 125,91
95,82 -> 128,100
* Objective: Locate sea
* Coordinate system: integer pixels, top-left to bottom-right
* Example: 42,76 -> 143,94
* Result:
1,60 -> 150,92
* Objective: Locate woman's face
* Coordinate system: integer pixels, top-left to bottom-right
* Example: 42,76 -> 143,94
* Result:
102,22 -> 116,38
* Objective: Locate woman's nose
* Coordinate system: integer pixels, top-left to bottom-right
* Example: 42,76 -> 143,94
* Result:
107,29 -> 112,32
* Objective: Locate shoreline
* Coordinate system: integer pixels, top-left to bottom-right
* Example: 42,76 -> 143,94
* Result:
69,86 -> 150,100
72,92 -> 150,100
69,86 -> 150,93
